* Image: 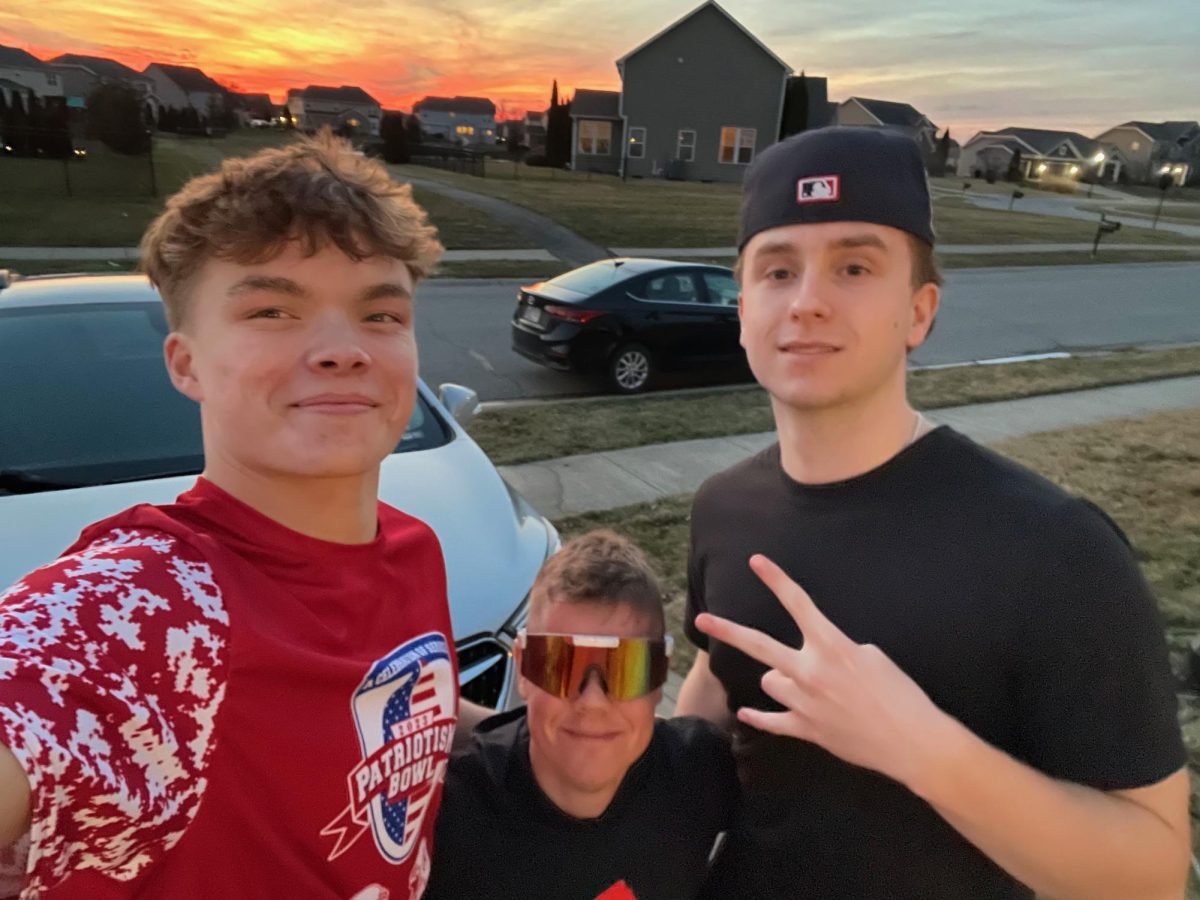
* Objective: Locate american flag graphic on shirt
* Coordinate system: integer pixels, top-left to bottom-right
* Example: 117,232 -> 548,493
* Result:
322,632 -> 456,871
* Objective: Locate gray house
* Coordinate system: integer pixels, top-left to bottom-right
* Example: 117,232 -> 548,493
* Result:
143,63 -> 228,117
1093,121 -> 1199,186
413,96 -> 497,146
287,85 -> 381,136
834,97 -> 945,171
0,45 -> 63,101
49,54 -> 157,112
582,1 -> 792,183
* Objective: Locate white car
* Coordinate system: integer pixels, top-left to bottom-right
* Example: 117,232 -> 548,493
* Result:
0,272 -> 557,709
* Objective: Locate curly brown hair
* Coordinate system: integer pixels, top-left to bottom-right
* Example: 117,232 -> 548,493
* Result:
140,130 -> 443,329
529,530 -> 665,635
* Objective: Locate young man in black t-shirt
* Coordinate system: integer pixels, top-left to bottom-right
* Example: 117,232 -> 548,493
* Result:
426,530 -> 737,900
676,126 -> 1189,899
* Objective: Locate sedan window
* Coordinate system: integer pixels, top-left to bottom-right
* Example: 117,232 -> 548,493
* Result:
0,302 -> 449,493
701,272 -> 740,306
630,273 -> 701,304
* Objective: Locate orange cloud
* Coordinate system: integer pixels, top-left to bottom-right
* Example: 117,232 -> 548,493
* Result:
0,0 -> 623,113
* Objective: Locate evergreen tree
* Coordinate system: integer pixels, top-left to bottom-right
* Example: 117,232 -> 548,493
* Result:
935,129 -> 952,177
4,90 -> 30,155
379,111 -> 410,163
405,113 -> 422,147
545,81 -> 571,167
86,82 -> 149,154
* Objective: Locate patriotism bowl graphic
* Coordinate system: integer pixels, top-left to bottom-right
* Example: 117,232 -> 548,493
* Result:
327,632 -> 457,865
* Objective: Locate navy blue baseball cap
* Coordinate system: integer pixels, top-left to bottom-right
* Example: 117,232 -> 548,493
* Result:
737,126 -> 935,251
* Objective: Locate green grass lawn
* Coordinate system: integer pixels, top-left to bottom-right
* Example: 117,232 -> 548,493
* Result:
0,132 -> 293,246
0,132 -> 523,250
469,345 -> 1200,466
392,163 -> 1199,249
411,187 -> 536,250
554,408 -> 1200,866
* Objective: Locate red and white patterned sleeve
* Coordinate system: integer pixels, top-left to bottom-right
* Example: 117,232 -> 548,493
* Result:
0,528 -> 230,896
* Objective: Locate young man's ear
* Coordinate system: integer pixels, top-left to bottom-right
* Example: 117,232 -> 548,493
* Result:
164,333 -> 205,403
906,282 -> 940,352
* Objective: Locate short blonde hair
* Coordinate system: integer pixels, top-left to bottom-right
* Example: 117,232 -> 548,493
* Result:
530,530 -> 665,635
141,130 -> 443,328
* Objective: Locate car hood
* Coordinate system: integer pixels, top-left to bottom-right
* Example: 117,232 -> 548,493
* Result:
0,435 -> 551,642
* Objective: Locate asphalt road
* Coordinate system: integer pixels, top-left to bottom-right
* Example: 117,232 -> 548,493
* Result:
415,262 -> 1200,401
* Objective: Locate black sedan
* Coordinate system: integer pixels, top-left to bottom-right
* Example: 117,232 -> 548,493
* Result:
511,258 -> 745,393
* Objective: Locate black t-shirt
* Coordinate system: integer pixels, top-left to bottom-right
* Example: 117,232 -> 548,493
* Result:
686,427 -> 1184,900
424,707 -> 738,900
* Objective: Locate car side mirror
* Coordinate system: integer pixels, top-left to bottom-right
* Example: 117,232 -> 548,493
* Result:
438,383 -> 480,427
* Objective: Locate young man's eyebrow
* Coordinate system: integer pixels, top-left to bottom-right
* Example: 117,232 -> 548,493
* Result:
833,234 -> 888,251
227,275 -> 308,297
750,241 -> 800,263
360,282 -> 413,303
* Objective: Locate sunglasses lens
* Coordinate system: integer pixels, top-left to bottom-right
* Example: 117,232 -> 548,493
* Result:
520,633 -> 570,697
520,634 -> 669,700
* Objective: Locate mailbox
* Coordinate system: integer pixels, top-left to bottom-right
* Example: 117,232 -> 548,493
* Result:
1092,214 -> 1122,257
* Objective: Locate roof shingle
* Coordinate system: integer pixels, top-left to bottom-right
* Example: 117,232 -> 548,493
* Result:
413,95 -> 496,115
295,84 -> 379,105
570,89 -> 621,120
0,45 -> 46,70
148,63 -> 227,95
50,54 -> 147,82
850,97 -> 926,128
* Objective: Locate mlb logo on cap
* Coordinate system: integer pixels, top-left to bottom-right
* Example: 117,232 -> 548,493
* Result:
797,175 -> 840,204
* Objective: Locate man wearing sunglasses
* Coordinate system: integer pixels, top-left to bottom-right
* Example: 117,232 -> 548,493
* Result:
425,530 -> 737,900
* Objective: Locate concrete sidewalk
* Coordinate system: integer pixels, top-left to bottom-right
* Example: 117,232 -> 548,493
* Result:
498,376 -> 1200,521
610,243 -> 1200,257
0,246 -> 557,263
6,243 -> 1198,265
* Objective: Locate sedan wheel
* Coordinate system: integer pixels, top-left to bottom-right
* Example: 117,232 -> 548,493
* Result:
608,343 -> 653,394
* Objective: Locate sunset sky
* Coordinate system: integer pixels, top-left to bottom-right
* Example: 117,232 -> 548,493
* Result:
2,0 -> 1196,139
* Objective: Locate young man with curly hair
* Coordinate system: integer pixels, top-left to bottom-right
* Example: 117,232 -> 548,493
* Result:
0,133 -> 491,898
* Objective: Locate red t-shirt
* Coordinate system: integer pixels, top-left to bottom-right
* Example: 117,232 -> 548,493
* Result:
0,478 -> 457,899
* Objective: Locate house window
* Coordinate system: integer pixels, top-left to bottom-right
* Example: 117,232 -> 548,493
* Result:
676,129 -> 696,162
455,125 -> 475,136
1131,140 -> 1141,151
627,126 -> 646,159
720,127 -> 756,164
46,74 -> 58,86
579,120 -> 613,155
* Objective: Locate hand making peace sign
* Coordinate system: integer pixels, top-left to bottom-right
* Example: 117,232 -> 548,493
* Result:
694,554 -> 960,791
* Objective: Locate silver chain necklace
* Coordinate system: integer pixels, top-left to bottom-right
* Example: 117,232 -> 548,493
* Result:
907,411 -> 929,447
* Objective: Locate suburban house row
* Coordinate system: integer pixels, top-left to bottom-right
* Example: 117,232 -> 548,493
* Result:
563,1 -> 1197,186
3,9 -> 1196,186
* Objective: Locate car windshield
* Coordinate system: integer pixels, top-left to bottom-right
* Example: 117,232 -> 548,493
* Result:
542,260 -> 632,295
0,300 -> 450,494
